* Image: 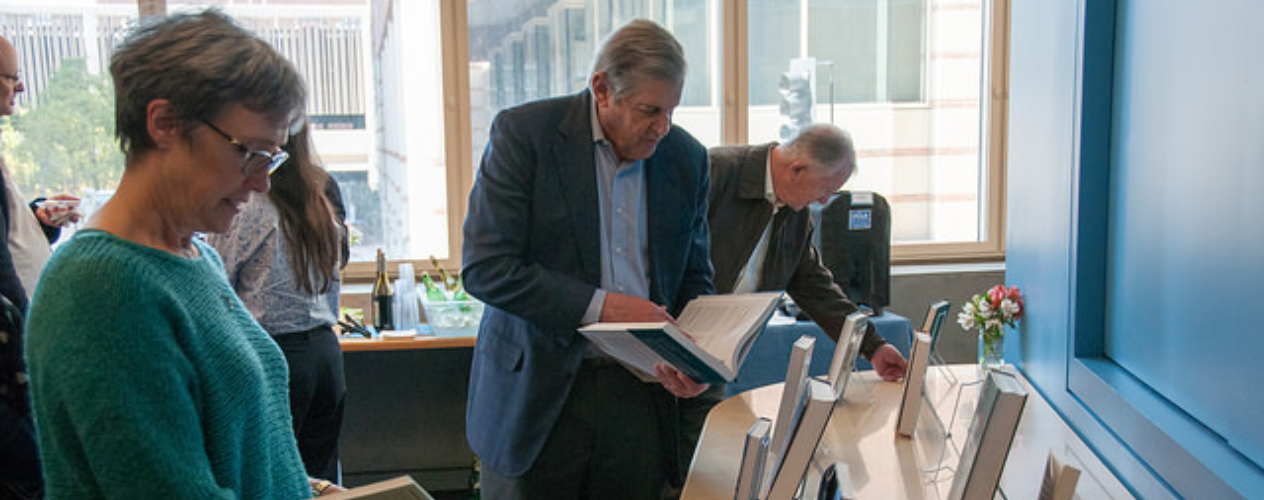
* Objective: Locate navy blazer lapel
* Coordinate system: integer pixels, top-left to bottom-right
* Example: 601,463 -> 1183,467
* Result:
553,92 -> 602,285
645,137 -> 695,306
644,152 -> 669,306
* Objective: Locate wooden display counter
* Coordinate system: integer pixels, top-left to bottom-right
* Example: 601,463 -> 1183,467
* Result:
681,364 -> 1135,500
339,334 -> 476,352
337,332 -> 477,491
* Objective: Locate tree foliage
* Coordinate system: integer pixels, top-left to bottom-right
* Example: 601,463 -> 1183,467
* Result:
1,57 -> 122,196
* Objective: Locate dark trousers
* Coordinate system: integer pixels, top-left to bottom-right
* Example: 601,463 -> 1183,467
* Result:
481,361 -> 667,500
274,325 -> 346,481
659,383 -> 725,500
0,401 -> 42,499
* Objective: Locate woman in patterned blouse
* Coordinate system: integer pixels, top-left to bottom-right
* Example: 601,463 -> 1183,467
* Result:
207,121 -> 349,481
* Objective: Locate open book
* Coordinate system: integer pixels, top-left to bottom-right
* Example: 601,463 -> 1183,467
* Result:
317,475 -> 433,500
578,292 -> 782,384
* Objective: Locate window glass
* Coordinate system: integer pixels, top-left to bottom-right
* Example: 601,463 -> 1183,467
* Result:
749,0 -> 989,247
169,1 -> 438,264
467,0 -> 723,170
3,0 -> 1001,267
17,1 -> 444,265
0,1 -> 135,241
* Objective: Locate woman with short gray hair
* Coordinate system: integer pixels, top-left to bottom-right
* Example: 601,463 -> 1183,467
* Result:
24,9 -> 341,499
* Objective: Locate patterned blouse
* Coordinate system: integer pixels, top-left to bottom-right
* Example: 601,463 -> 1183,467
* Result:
205,193 -> 341,336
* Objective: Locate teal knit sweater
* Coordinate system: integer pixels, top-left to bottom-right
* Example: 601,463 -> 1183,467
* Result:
25,230 -> 310,499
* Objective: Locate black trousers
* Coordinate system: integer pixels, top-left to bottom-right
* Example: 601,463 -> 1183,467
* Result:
0,400 -> 42,499
481,360 -> 667,500
274,325 -> 346,481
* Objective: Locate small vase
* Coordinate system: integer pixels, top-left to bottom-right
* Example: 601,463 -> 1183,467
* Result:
978,328 -> 1005,371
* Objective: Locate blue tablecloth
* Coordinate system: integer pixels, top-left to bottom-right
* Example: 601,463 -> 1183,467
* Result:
728,312 -> 914,396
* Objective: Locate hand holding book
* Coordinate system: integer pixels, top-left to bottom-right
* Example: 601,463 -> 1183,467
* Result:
654,362 -> 711,398
598,292 -> 675,323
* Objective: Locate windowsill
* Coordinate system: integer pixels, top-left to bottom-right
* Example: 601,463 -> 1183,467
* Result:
891,261 -> 1005,276
341,261 -> 1008,287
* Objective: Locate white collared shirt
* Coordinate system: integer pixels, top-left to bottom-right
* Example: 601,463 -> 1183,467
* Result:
733,152 -> 784,294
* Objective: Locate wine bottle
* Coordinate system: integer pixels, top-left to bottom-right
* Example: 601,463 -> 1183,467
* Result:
372,248 -> 395,331
430,254 -> 456,291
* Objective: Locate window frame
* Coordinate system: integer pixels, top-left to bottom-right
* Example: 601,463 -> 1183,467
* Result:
126,0 -> 1011,279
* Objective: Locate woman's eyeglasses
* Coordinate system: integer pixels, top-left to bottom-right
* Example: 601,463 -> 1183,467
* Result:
201,120 -> 290,176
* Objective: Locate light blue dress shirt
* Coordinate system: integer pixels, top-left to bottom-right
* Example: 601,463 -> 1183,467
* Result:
582,99 -> 649,325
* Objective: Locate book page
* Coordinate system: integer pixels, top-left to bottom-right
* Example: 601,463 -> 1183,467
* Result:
677,293 -> 781,366
318,475 -> 434,500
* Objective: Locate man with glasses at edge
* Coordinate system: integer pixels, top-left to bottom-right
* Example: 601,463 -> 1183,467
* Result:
0,33 -> 82,500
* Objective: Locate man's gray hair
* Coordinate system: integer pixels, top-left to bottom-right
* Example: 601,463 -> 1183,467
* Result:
589,19 -> 686,100
110,9 -> 306,158
782,123 -> 856,176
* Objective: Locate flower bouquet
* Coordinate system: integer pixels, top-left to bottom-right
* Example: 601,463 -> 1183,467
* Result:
958,284 -> 1024,370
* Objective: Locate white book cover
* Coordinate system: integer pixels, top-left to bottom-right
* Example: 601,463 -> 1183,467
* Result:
765,378 -> 838,500
769,335 -> 816,468
734,417 -> 772,500
895,331 -> 933,437
947,370 -> 1029,500
825,311 -> 869,400
578,292 -> 782,384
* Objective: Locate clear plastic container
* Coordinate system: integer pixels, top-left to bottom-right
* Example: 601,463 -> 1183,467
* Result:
421,297 -> 484,337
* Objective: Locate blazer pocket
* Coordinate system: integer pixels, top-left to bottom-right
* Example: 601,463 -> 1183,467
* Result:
480,331 -> 525,373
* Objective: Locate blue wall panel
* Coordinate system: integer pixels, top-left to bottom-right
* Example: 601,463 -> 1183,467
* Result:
1105,0 -> 1264,470
1007,0 -> 1264,498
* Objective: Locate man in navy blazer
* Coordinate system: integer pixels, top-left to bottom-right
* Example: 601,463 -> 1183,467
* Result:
462,20 -> 713,500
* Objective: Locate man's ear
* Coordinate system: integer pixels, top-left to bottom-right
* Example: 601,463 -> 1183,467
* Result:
787,158 -> 811,178
146,99 -> 180,149
590,72 -> 612,107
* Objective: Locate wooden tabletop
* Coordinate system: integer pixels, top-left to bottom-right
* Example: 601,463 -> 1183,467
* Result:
338,334 -> 476,352
681,364 -> 1135,500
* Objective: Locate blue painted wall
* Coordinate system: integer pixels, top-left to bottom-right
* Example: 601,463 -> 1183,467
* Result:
1007,1 -> 1264,499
